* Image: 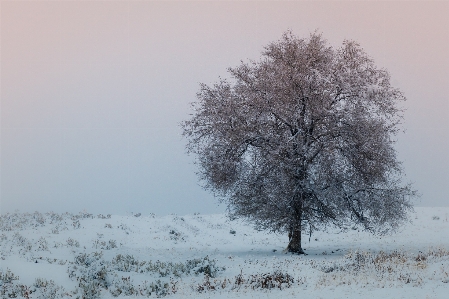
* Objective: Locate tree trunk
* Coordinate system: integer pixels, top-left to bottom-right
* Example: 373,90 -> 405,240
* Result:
286,189 -> 305,254
286,229 -> 305,254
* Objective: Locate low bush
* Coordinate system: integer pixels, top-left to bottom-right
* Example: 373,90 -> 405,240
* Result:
66,237 -> 80,248
196,270 -> 294,293
314,248 -> 449,288
92,239 -> 117,250
68,252 -> 111,299
111,254 -> 224,278
0,268 -> 32,299
67,252 -> 224,298
33,278 -> 68,299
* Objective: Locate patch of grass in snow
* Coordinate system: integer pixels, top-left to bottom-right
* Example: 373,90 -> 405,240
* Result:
0,268 -> 33,298
96,214 -> 111,220
0,211 -> 97,232
195,270 -> 295,293
314,247 -> 449,288
92,239 -> 118,250
66,237 -> 80,248
33,278 -> 69,299
66,252 -> 225,298
110,254 -> 224,278
168,229 -> 183,241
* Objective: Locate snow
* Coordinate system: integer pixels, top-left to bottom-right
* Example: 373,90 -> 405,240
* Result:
1,208 -> 448,298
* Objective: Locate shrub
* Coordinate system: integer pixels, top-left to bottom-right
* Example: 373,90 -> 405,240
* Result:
149,280 -> 170,298
36,236 -> 49,251
111,254 -> 224,278
111,254 -> 139,272
313,250 -> 436,287
92,239 -> 117,250
66,238 -> 80,248
0,268 -> 19,283
190,256 -> 223,277
72,220 -> 81,229
196,270 -> 294,293
33,278 -> 67,299
68,252 -> 111,299
109,276 -> 175,298
68,252 -> 218,298
169,229 -> 184,242
12,232 -> 32,253
0,269 -> 32,299
109,276 -> 137,297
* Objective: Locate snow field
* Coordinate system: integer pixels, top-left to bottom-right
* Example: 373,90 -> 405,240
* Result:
0,208 -> 448,298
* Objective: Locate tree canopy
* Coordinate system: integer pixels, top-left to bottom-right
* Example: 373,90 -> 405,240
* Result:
182,31 -> 416,254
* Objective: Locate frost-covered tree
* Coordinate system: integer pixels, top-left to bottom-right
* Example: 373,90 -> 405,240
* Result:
181,31 -> 416,254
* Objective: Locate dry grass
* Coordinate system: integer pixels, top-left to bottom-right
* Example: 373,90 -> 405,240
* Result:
314,247 -> 449,288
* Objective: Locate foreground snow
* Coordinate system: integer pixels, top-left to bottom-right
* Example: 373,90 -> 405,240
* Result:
0,207 -> 448,298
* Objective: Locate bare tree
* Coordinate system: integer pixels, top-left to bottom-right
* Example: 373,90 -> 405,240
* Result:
182,31 -> 416,254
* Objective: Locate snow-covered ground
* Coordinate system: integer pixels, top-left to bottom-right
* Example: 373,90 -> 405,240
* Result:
1,207 -> 448,298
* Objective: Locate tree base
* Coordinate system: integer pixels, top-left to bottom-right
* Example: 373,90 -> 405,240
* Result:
286,229 -> 305,254
285,247 -> 306,255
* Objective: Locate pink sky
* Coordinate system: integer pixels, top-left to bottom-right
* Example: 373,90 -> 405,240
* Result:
1,1 -> 448,214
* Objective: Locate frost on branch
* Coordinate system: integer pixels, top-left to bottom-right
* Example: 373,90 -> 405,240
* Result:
181,31 -> 417,254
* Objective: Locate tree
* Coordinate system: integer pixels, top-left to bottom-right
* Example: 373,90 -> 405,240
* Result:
181,31 -> 416,254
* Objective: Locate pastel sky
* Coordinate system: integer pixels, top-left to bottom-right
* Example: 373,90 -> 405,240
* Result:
1,1 -> 448,215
